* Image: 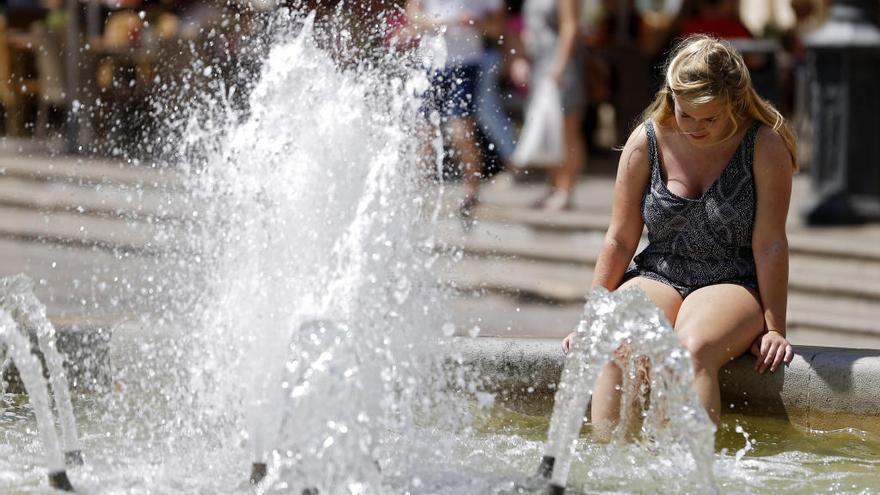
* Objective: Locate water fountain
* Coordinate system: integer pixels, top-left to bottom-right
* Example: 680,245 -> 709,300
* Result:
152,10 -> 462,493
3,5 -> 880,495
531,287 -> 716,494
0,274 -> 83,491
0,9 -> 765,494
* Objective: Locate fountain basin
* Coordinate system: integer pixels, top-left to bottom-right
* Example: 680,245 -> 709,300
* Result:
6,328 -> 880,431
456,337 -> 880,432
3,326 -> 880,493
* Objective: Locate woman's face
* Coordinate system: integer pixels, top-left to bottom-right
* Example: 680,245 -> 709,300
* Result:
672,97 -> 732,146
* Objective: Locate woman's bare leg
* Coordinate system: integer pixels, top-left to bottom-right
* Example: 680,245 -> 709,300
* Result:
674,284 -> 765,424
590,277 -> 683,441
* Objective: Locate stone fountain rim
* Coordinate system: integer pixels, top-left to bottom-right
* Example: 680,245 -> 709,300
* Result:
452,336 -> 880,431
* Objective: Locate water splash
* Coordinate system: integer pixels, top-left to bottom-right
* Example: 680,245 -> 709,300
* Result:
0,297 -> 75,491
156,9 -> 458,493
538,287 -> 717,493
0,275 -> 83,466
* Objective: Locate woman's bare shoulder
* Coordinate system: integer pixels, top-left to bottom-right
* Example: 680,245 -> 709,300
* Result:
619,124 -> 651,170
754,124 -> 793,172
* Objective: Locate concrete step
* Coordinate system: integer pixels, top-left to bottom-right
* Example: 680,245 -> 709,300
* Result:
0,205 -> 183,254
448,255 -> 592,302
0,176 -> 195,222
0,237 -> 174,315
0,154 -> 195,253
447,219 -> 607,264
787,292 -> 880,337
474,204 -> 609,232
790,255 -> 880,300
0,153 -> 182,190
448,292 -> 581,339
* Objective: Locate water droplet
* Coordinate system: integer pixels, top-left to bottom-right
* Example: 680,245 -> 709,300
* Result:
441,322 -> 455,336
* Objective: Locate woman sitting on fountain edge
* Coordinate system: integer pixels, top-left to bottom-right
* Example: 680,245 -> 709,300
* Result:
562,35 -> 797,438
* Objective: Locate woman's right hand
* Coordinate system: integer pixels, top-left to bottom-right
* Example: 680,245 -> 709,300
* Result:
561,331 -> 576,354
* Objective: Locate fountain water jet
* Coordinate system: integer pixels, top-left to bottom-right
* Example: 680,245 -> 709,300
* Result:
0,277 -> 82,492
0,275 -> 84,466
533,287 -> 717,494
163,10 -> 457,493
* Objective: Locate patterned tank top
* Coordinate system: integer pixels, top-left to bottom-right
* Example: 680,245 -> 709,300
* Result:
624,120 -> 762,297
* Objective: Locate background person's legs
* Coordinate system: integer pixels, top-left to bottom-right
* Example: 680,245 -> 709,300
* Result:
416,116 -> 444,180
673,284 -> 765,424
435,63 -> 484,218
447,115 -> 483,214
538,111 -> 586,211
551,111 -> 587,207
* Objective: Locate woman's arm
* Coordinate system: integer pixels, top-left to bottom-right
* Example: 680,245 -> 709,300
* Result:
549,0 -> 580,84
562,126 -> 649,352
751,126 -> 795,373
592,127 -> 651,290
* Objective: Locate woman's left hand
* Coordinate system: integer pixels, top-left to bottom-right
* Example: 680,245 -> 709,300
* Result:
750,330 -> 794,373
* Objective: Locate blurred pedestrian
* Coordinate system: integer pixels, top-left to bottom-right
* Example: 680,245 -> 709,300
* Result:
512,0 -> 587,211
405,0 -> 505,220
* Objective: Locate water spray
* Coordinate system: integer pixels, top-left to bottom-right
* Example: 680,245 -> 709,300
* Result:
247,318 -> 370,495
0,309 -> 75,492
183,6 -> 440,491
0,275 -> 84,466
532,288 -> 718,494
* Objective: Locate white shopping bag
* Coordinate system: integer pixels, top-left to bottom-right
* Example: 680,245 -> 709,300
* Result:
511,78 -> 564,168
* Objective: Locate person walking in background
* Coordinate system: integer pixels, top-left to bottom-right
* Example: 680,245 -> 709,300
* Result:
562,35 -> 797,439
511,0 -> 587,211
404,0 -> 505,220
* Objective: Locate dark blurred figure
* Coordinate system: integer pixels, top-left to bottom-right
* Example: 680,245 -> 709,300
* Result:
781,0 -> 823,166
474,25 -> 517,180
586,0 -> 654,150
676,0 -> 752,40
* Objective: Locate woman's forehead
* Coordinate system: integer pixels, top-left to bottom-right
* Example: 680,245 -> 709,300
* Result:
674,97 -> 725,117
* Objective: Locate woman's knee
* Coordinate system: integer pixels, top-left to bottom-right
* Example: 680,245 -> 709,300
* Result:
681,334 -> 722,375
598,359 -> 623,382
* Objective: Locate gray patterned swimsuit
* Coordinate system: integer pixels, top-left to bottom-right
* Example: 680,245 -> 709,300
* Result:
623,120 -> 761,298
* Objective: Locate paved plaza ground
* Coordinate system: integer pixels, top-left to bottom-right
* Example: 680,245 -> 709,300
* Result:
1,138 -> 879,351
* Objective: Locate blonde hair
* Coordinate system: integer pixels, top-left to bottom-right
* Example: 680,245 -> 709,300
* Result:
641,35 -> 798,171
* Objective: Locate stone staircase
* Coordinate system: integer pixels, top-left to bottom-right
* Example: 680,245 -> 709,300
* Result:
0,145 -> 190,391
3,145 -> 880,355
440,174 -> 880,349
0,147 -> 188,321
